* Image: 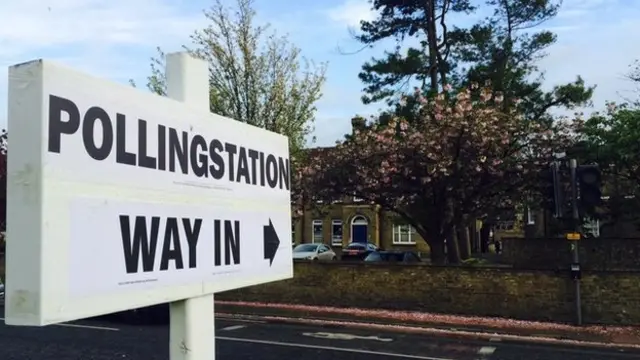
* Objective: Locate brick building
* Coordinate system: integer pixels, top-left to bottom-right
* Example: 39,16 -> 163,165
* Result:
291,138 -> 430,255
292,196 -> 430,255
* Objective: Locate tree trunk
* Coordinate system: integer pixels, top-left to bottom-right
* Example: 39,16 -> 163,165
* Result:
469,224 -> 478,254
417,225 -> 446,265
300,195 -> 307,244
480,223 -> 491,253
445,226 -> 460,264
457,226 -> 471,260
429,239 -> 446,265
426,0 -> 440,92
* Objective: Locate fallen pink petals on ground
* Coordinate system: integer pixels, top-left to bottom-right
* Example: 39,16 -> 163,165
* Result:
216,312 -> 640,350
216,300 -> 640,343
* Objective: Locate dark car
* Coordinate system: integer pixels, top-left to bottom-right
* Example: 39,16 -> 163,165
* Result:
102,303 -> 170,325
340,242 -> 379,261
364,250 -> 421,263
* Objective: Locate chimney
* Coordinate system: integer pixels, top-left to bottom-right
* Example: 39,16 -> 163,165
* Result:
351,116 -> 366,134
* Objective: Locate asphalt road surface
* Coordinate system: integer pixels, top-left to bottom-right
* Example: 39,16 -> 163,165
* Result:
0,311 -> 638,360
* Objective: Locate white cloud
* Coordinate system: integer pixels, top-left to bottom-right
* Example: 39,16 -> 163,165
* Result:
538,15 -> 640,116
0,0 -> 208,129
326,0 -> 377,28
557,0 -> 614,19
0,0 -> 204,53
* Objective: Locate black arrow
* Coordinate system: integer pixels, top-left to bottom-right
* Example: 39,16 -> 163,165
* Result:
263,218 -> 280,266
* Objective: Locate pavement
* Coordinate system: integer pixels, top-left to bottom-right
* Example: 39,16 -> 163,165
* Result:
0,308 -> 640,359
216,301 -> 640,347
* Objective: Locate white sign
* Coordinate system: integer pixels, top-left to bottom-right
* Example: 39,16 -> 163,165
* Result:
5,59 -> 293,326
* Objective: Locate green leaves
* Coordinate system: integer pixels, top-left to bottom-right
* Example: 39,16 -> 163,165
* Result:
136,0 -> 326,156
354,0 -> 593,125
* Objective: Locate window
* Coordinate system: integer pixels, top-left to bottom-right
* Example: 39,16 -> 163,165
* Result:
331,220 -> 343,246
312,220 -> 323,243
294,244 -> 319,253
496,221 -> 515,231
392,224 -> 416,245
526,207 -> 535,225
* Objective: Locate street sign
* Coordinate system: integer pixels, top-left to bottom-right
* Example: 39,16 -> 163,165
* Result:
5,58 -> 293,327
566,232 -> 581,241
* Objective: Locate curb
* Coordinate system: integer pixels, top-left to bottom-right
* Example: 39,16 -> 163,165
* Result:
216,312 -> 640,352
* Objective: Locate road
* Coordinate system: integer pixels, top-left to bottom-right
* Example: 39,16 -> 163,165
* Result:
0,312 -> 638,360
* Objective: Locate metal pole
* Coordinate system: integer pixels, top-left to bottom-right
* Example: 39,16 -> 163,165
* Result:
569,159 -> 583,326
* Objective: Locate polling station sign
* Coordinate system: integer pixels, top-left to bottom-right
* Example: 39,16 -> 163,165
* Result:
5,60 -> 293,326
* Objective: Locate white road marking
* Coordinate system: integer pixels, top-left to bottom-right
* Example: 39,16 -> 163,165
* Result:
54,323 -> 120,331
0,317 -> 119,331
217,336 -> 456,360
303,331 -> 393,342
221,325 -> 246,331
477,346 -> 496,355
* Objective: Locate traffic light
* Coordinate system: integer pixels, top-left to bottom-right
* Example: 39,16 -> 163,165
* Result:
577,164 -> 602,215
542,162 -> 564,218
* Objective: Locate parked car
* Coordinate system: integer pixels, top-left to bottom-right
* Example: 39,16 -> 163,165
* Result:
364,250 -> 421,263
340,242 -> 379,261
105,303 -> 169,325
293,243 -> 337,261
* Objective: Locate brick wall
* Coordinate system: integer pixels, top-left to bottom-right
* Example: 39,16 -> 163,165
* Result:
218,262 -> 640,325
502,237 -> 640,270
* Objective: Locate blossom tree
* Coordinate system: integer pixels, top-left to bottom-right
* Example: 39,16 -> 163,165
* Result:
301,83 -> 577,264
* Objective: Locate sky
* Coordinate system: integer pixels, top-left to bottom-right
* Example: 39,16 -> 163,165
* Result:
1,0 -> 640,147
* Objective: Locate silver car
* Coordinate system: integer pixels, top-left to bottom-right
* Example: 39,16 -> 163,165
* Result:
292,243 -> 337,261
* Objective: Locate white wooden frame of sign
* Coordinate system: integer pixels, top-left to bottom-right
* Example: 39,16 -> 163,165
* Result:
165,53 -> 215,360
5,52 -> 294,360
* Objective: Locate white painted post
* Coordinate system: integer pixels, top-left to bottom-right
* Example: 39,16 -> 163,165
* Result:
164,52 -> 214,360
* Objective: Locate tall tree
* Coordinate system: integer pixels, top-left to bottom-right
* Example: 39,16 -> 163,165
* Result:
134,0 -> 327,156
302,84 -> 576,263
355,0 -> 593,121
356,0 -> 475,104
623,59 -> 640,105
454,0 -> 593,124
577,103 -> 640,233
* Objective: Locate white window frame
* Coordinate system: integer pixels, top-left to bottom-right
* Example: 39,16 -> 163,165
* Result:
392,224 -> 416,245
526,207 -> 535,225
496,220 -> 515,231
312,219 -> 323,243
331,220 -> 343,246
